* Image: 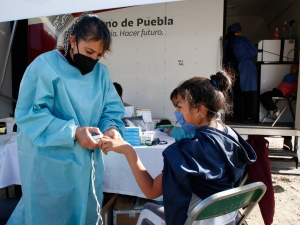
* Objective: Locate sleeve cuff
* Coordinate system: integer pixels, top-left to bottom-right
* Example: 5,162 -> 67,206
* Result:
104,126 -> 117,134
72,126 -> 78,140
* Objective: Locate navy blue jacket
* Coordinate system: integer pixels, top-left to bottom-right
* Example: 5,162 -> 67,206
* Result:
162,126 -> 256,225
224,36 -> 258,92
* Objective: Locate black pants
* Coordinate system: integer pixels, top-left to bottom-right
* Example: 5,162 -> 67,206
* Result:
232,75 -> 257,120
260,89 -> 291,142
260,88 -> 283,111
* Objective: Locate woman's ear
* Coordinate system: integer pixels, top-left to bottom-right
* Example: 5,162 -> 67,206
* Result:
69,35 -> 76,48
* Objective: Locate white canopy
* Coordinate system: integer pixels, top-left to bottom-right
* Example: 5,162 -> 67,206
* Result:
0,0 -> 182,22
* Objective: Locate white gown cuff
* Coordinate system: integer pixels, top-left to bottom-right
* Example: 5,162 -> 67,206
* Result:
73,126 -> 78,140
104,126 -> 117,134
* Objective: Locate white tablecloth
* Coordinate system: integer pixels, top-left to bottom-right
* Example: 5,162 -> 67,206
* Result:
103,130 -> 175,200
0,130 -> 175,198
0,133 -> 20,188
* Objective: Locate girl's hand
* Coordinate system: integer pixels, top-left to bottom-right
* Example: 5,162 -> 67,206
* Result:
99,136 -> 132,155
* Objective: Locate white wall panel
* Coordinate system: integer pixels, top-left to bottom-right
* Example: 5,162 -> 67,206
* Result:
99,0 -> 224,120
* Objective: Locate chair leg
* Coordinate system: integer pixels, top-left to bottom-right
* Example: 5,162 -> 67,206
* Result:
271,103 -> 289,127
288,99 -> 295,120
261,113 -> 269,123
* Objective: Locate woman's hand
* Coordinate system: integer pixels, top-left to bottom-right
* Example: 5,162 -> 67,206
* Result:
104,127 -> 123,139
75,126 -> 102,150
99,136 -> 132,155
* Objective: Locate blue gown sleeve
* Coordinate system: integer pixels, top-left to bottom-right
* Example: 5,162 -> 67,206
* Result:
231,37 -> 258,61
169,127 -> 195,140
98,79 -> 125,136
15,58 -> 76,148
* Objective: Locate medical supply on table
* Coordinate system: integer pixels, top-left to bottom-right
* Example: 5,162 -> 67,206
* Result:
123,127 -> 141,146
135,108 -> 152,123
124,105 -> 135,117
141,131 -> 155,145
0,117 -> 15,134
145,138 -> 168,146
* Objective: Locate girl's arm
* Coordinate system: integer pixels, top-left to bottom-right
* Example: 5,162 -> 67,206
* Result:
99,137 -> 163,199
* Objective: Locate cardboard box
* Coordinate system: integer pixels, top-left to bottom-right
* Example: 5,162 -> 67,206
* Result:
113,195 -> 157,225
133,197 -> 156,210
113,195 -> 156,225
102,193 -> 118,225
124,105 -> 135,117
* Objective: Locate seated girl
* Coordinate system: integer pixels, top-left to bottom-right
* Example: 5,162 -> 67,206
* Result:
99,71 -> 256,225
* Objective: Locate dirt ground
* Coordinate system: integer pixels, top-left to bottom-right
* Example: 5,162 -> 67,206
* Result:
246,174 -> 300,225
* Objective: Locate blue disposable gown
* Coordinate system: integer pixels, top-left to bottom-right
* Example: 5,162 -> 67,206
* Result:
7,50 -> 125,225
226,36 -> 258,92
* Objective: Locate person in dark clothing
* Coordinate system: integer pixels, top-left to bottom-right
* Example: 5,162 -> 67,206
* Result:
113,82 -> 132,106
224,22 -> 258,123
98,71 -> 256,225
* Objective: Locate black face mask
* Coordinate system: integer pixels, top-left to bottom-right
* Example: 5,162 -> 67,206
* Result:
72,39 -> 99,75
73,53 -> 98,75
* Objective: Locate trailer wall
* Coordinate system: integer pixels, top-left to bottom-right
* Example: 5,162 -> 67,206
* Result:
0,22 -> 13,118
97,0 -> 224,120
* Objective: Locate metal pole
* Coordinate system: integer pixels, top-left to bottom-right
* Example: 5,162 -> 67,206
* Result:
220,36 -> 223,68
0,20 -> 17,91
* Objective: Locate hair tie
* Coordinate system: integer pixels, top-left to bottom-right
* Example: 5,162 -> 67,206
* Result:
211,79 -> 218,88
63,13 -> 92,56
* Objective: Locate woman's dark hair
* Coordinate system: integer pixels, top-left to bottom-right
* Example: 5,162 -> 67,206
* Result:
59,14 -> 111,56
73,15 -> 111,54
170,88 -> 178,100
177,70 -> 233,121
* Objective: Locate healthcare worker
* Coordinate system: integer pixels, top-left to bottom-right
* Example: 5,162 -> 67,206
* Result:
224,22 -> 258,123
99,71 -> 256,225
8,14 -> 125,225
